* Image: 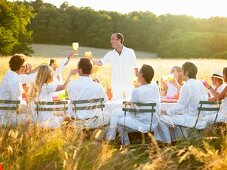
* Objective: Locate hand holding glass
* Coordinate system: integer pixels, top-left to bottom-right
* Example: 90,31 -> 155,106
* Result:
85,51 -> 92,59
72,42 -> 79,51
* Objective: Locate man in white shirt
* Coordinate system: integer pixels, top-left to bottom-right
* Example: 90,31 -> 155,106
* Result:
68,58 -> 110,129
106,64 -> 161,145
92,33 -> 139,100
0,54 -> 39,125
155,62 -> 208,143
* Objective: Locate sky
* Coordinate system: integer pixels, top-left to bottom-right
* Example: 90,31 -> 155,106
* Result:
28,0 -> 227,18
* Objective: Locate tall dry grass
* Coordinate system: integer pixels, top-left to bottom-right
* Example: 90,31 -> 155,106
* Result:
0,56 -> 226,88
0,54 -> 227,169
1,123 -> 227,170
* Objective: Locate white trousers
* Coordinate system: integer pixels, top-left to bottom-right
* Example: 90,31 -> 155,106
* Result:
106,111 -> 153,144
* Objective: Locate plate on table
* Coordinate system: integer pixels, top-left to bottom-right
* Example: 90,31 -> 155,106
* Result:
161,98 -> 178,103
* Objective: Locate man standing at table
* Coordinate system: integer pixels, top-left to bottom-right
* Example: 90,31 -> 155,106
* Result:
92,33 -> 139,100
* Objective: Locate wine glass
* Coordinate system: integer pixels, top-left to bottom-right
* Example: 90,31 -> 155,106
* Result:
85,51 -> 92,59
168,74 -> 174,82
72,42 -> 79,51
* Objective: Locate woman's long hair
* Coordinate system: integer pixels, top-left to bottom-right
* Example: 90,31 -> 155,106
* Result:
28,65 -> 53,103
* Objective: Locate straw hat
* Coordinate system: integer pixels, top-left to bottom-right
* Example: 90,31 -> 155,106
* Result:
212,71 -> 223,80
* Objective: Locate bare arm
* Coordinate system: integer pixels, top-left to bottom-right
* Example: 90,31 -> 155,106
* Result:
208,87 -> 220,98
27,65 -> 42,74
209,86 -> 227,101
55,69 -> 77,92
160,81 -> 168,96
91,58 -> 102,66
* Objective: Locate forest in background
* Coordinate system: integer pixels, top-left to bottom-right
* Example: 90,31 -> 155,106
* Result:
1,0 -> 227,58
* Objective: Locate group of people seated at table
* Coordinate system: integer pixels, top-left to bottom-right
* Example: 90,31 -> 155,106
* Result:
0,53 -> 226,145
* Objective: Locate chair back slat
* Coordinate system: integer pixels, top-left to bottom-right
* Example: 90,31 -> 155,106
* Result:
198,108 -> 220,111
122,108 -> 156,113
34,101 -> 68,105
0,100 -> 20,113
199,101 -> 222,105
72,98 -> 105,116
73,104 -> 105,111
35,101 -> 68,116
35,108 -> 68,111
0,107 -> 19,111
0,100 -> 20,104
73,98 -> 104,104
123,101 -> 156,107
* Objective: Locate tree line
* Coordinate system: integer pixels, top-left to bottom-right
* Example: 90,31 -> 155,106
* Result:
1,0 -> 227,58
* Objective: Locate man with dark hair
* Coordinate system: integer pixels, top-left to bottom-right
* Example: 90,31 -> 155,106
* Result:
106,64 -> 160,145
0,54 -> 40,126
92,33 -> 139,100
0,54 -> 38,101
155,62 -> 208,144
67,58 -> 109,129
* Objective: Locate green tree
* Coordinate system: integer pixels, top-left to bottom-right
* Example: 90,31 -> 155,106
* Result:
0,0 -> 34,55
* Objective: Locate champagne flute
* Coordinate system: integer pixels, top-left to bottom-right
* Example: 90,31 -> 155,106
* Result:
85,51 -> 92,59
72,42 -> 79,51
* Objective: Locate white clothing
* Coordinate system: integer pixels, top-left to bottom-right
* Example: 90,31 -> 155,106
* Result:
0,71 -> 36,126
0,71 -> 36,101
52,57 -> 69,97
100,46 -> 138,100
215,97 -> 227,123
155,79 -> 208,143
68,76 -> 109,128
106,82 -> 161,144
34,83 -> 64,128
209,84 -> 226,98
166,80 -> 178,97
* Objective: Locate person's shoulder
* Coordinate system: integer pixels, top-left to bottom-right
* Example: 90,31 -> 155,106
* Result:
132,87 -> 140,94
93,81 -> 105,90
150,81 -> 159,88
124,46 -> 134,52
106,50 -> 115,56
68,79 -> 79,88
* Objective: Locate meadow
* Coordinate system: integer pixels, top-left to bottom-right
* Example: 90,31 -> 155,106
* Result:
0,44 -> 227,170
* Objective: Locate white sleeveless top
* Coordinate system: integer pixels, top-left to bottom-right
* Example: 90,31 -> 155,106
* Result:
166,80 -> 178,97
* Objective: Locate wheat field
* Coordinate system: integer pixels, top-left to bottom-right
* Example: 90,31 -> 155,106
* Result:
0,44 -> 227,170
0,56 -> 226,88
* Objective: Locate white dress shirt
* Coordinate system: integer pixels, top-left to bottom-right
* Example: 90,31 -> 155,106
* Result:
100,46 -> 139,100
106,82 -> 161,144
0,71 -> 36,101
155,79 -> 208,143
130,82 -> 161,128
167,79 -> 208,116
0,71 -> 36,125
68,76 -> 108,120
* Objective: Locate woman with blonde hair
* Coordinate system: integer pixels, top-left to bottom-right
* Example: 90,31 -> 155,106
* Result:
161,66 -> 183,98
29,64 -> 75,128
